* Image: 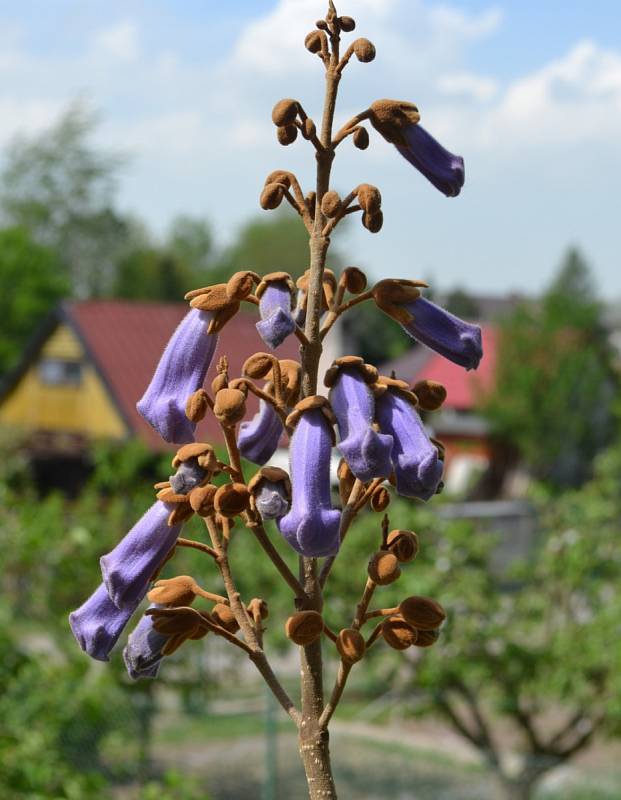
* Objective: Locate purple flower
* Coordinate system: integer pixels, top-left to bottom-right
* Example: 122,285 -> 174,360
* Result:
100,502 -> 182,609
401,297 -> 482,370
123,606 -> 170,680
69,583 -> 139,662
238,399 -> 283,465
328,365 -> 393,482
256,281 -> 296,350
254,479 -> 290,520
395,125 -> 464,198
137,308 -> 218,444
278,407 -> 341,557
376,388 -> 443,501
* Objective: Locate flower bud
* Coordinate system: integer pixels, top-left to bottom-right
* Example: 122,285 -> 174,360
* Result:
386,529 -> 419,563
272,98 -> 299,126
211,603 -> 239,633
343,266 -> 367,294
277,125 -> 298,146
357,184 -> 381,214
353,127 -> 369,150
185,389 -> 210,423
172,443 -> 219,473
336,628 -> 366,664
211,373 -> 228,394
413,379 -> 447,411
260,183 -> 285,210
399,596 -> 445,630
368,551 -> 401,585
370,486 -> 390,512
242,352 -> 274,379
213,387 -> 247,427
315,19 -> 328,31
188,483 -> 217,516
305,30 -> 326,54
226,270 -> 258,301
148,575 -> 198,607
337,458 -> 356,506
302,118 -> 316,140
414,628 -> 440,648
382,616 -> 417,650
214,483 -> 251,517
247,597 -> 269,620
362,210 -> 383,233
265,169 -> 292,188
353,38 -> 375,62
339,16 -> 356,32
321,190 -> 342,218
285,611 -> 324,645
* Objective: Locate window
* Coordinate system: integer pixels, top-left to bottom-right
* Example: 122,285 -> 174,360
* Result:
38,358 -> 82,387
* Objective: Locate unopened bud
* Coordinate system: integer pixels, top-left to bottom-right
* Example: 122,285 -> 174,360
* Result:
260,182 -> 285,210
362,210 -> 383,233
370,486 -> 390,512
214,483 -> 251,517
211,373 -> 228,394
186,389 -> 210,423
343,266 -> 367,294
321,190 -> 342,218
305,30 -> 326,54
148,575 -> 199,607
285,611 -> 324,645
188,484 -> 217,516
382,616 -> 418,650
211,603 -> 239,633
272,98 -> 299,127
413,380 -> 447,411
368,551 -> 401,585
353,38 -> 376,62
247,598 -> 269,620
337,458 -> 356,506
386,529 -> 419,563
353,127 -> 369,150
339,16 -> 356,32
277,125 -> 298,146
336,628 -> 366,663
213,387 -> 247,427
242,352 -> 274,379
399,596 -> 445,631
357,184 -> 381,214
414,628 -> 440,648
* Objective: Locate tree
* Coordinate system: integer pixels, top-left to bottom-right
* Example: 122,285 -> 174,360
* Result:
483,248 -> 617,488
166,215 -> 214,276
0,226 -> 68,376
0,102 -> 128,298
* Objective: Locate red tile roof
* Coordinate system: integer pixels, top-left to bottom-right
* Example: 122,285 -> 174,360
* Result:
380,325 -> 497,411
66,300 -> 299,451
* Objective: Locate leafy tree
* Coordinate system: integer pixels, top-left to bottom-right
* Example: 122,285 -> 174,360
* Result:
166,215 -> 214,276
443,287 -> 480,319
0,102 -> 128,298
0,226 -> 69,376
483,248 -> 617,488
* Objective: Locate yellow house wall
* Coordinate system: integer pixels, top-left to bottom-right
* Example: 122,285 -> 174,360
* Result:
0,323 -> 127,439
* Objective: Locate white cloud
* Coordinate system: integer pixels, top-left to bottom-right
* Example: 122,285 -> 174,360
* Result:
437,72 -> 498,101
92,20 -> 139,62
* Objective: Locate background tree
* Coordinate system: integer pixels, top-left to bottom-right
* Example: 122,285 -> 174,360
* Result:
483,247 -> 617,488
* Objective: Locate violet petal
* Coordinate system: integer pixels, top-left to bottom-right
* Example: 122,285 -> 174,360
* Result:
402,296 -> 482,370
278,409 -> 340,557
376,390 -> 443,501
238,399 -> 283,465
256,282 -> 296,350
255,480 -> 290,520
137,308 -> 218,444
123,605 -> 170,680
100,501 -> 182,609
395,124 -> 465,198
69,583 -> 139,662
329,368 -> 393,482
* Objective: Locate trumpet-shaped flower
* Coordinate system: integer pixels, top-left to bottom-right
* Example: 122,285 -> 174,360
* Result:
278,407 -> 341,556
256,281 -> 296,350
238,399 -> 283,465
395,124 -> 464,198
69,583 -> 139,662
400,297 -> 482,370
254,479 -> 290,519
328,364 -> 393,481
376,386 -> 443,500
137,309 -> 218,444
100,501 -> 182,609
123,606 -> 170,680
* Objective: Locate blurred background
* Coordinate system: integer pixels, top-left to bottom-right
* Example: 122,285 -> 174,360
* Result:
1,1 -> 620,799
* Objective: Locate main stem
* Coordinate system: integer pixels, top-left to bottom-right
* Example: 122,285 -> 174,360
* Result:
297,20 -> 341,798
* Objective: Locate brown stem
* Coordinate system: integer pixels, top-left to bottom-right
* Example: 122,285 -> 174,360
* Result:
332,109 -> 371,147
319,478 -> 365,587
222,426 -> 244,483
240,380 -> 288,424
176,537 -> 218,560
320,290 -> 374,340
246,516 -> 307,599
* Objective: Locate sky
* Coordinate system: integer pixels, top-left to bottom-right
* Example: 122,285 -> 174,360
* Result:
0,0 -> 619,297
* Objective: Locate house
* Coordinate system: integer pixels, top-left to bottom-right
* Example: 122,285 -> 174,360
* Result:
0,300 -> 302,453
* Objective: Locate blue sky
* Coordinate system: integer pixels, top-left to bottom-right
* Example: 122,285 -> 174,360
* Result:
0,0 -> 619,297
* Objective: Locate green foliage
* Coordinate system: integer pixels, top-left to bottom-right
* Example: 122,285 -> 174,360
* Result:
483,248 -> 617,488
341,300 -> 409,366
0,226 -> 68,375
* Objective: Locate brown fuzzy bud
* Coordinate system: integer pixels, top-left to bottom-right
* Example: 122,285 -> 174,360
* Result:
315,19 -> 328,31
226,270 -> 258,301
399,596 -> 445,631
414,628 -> 440,648
247,597 -> 269,621
260,182 -> 285,210
368,551 -> 401,585
265,169 -> 292,188
172,443 -> 216,469
188,483 -> 217,517
413,380 -> 447,411
213,387 -> 247,427
353,38 -> 375,62
214,483 -> 250,517
337,458 -> 356,506
343,266 -> 367,294
272,98 -> 299,126
242,352 -> 274,380
305,30 -> 325,54
336,628 -> 366,664
382,616 -> 418,650
285,611 -> 324,645
302,118 -> 317,140
339,16 -> 356,32
185,389 -> 210,423
362,210 -> 383,233
353,127 -> 369,150
369,99 -> 421,146
357,184 -> 382,214
211,603 -> 239,633
370,486 -> 390,512
277,125 -> 298,146
211,372 -> 228,394
386,529 -> 419,563
148,575 -> 198,607
321,190 -> 342,218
